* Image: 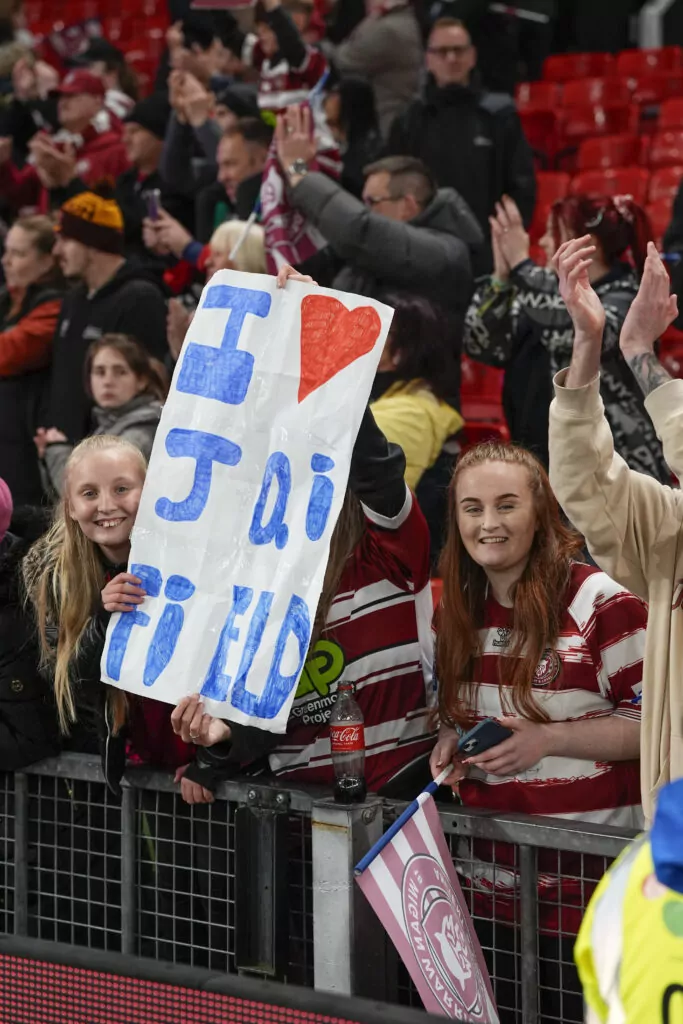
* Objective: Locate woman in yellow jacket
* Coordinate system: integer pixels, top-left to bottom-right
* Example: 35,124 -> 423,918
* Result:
371,294 -> 463,490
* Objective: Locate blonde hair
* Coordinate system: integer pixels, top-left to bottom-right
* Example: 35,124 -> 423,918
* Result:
209,220 -> 267,275
24,435 -> 147,733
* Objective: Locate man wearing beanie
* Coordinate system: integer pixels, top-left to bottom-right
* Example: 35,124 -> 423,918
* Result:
42,190 -> 167,444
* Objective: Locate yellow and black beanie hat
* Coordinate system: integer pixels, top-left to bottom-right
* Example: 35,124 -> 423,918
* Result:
58,191 -> 125,255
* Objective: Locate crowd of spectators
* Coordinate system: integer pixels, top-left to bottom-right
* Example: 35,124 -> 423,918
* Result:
0,0 -> 681,1018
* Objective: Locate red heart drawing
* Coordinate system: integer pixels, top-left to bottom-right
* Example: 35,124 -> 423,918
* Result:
298,294 -> 381,403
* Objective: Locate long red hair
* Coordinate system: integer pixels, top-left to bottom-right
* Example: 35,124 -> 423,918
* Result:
435,443 -> 584,730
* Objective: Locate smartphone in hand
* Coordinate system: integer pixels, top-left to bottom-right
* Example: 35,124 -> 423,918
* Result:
457,718 -> 513,758
146,188 -> 161,221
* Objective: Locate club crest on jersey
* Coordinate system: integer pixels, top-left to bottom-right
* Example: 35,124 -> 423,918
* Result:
492,627 -> 512,648
534,648 -> 561,687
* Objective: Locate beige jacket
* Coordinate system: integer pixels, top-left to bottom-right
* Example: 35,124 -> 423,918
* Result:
549,370 -> 683,821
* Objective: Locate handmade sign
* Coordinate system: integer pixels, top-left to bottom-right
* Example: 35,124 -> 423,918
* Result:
101,270 -> 392,732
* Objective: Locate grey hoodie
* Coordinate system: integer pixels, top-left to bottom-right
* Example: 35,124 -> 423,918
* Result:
290,172 -> 483,325
43,394 -> 163,497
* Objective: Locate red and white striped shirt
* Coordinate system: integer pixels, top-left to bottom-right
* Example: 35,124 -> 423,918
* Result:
245,37 -> 328,113
268,489 -> 437,789
453,561 -> 646,932
459,561 -> 645,824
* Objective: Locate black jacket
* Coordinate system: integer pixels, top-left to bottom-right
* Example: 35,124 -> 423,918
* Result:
291,172 -> 482,329
195,173 -> 264,244
0,280 -> 63,505
464,261 -> 670,481
0,530 -> 60,770
387,76 -> 536,273
48,261 -> 168,442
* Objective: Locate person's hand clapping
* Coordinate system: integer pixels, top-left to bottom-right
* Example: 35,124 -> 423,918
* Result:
463,717 -> 549,777
180,72 -> 212,128
171,694 -> 232,746
553,235 -> 605,340
620,241 -> 679,360
492,195 -> 529,271
429,725 -> 468,788
30,136 -> 76,188
275,105 -> 316,182
101,572 -> 147,613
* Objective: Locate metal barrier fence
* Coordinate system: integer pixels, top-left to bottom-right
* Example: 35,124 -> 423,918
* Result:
0,754 -> 639,1024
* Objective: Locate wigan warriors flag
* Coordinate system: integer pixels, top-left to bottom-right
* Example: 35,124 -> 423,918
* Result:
355,772 -> 499,1022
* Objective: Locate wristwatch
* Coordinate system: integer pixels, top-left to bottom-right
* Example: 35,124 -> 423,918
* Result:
287,159 -> 309,179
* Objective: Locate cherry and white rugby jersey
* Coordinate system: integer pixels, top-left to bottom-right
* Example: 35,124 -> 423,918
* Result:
459,561 -> 645,824
268,489 -> 437,790
450,561 -> 646,933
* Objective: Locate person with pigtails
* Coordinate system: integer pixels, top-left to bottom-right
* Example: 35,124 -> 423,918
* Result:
464,192 -> 669,483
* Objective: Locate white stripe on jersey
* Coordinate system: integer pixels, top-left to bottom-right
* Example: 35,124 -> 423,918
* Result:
327,579 -> 416,628
475,680 -> 616,722
600,630 -> 647,686
567,570 -> 634,631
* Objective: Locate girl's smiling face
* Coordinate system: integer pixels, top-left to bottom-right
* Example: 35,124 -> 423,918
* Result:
67,448 -> 145,561
455,461 -> 537,578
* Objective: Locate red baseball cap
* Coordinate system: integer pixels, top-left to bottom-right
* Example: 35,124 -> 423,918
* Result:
57,69 -> 105,98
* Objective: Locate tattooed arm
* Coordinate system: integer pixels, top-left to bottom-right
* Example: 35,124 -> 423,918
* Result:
619,242 -> 678,397
624,350 -> 672,397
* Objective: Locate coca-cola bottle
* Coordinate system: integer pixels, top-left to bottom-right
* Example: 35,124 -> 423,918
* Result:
329,681 -> 366,803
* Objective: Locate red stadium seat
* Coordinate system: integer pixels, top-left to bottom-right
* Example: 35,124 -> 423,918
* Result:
646,200 -> 673,246
431,578 -> 443,609
516,81 -> 561,112
650,130 -> 683,168
570,167 -> 650,203
460,422 -> 510,448
530,171 -> 571,239
559,104 -> 638,146
519,109 -> 560,167
659,97 -> 683,130
543,52 -> 615,83
649,165 -> 683,203
577,134 -> 645,170
561,77 -> 631,108
631,71 -> 683,108
616,46 -> 683,78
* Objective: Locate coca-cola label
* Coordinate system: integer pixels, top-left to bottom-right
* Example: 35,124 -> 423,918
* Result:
330,724 -> 365,753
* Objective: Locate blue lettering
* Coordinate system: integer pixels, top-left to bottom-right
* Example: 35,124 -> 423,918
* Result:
143,575 -> 196,688
232,590 -> 274,692
177,284 -> 271,404
231,595 -> 310,719
156,428 -> 242,522
105,562 -> 162,680
200,586 -> 253,701
249,452 -> 291,550
306,453 -> 335,541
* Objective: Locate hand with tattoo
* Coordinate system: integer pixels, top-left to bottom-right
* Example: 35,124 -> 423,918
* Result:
620,242 -> 679,397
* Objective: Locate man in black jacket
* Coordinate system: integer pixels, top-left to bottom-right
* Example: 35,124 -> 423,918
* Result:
387,17 -> 536,273
45,191 -> 168,443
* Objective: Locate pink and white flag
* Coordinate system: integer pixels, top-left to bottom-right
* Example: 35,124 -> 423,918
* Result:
356,789 -> 499,1022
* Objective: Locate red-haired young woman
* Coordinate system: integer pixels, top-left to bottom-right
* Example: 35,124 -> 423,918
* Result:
463,193 -> 669,482
431,442 -> 647,1018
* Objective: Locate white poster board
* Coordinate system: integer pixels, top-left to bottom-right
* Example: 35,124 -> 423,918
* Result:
101,270 -> 392,733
